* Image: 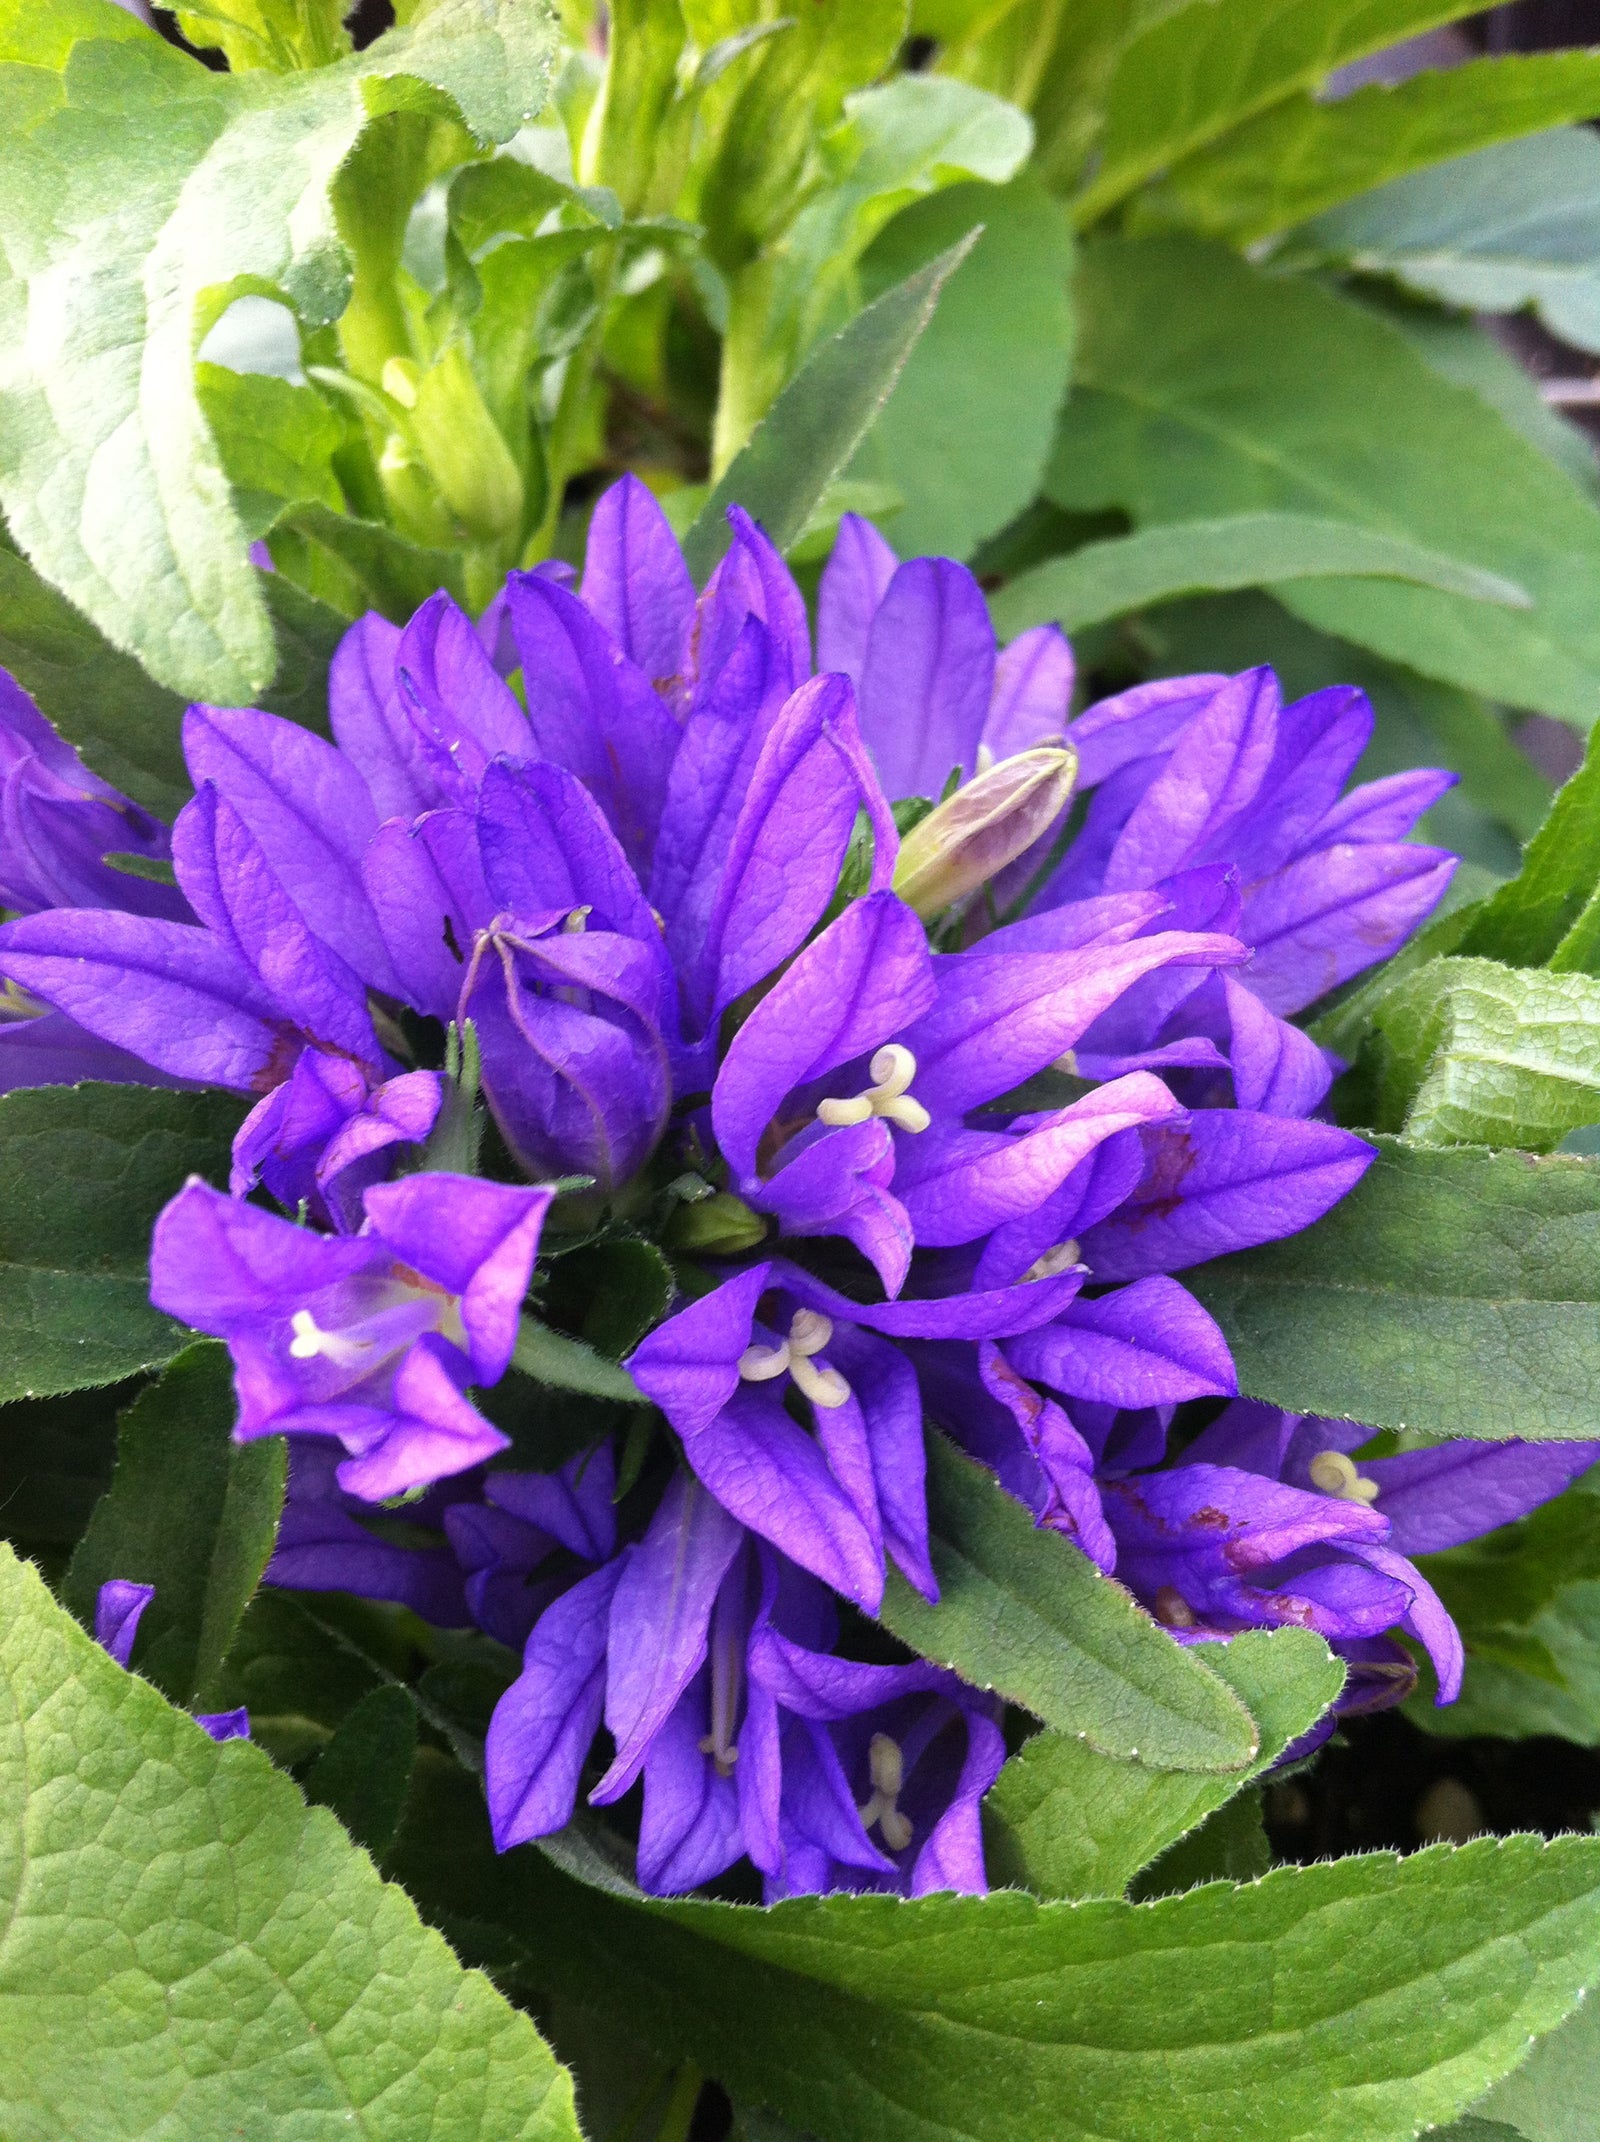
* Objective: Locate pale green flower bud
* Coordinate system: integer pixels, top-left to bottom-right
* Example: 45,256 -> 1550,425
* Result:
892,746 -> 1077,919
665,1191 -> 769,1255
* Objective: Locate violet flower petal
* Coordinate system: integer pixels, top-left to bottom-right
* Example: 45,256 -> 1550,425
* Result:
1007,1276 -> 1237,1408
580,473 -> 695,690
983,624 -> 1074,761
816,511 -> 898,683
94,1578 -> 154,1668
363,1172 -> 553,1384
857,557 -> 995,800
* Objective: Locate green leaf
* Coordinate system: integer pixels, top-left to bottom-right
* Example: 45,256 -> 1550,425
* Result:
305,1682 -> 419,1860
878,1435 -> 1258,1772
990,511 -> 1530,638
510,1314 -> 649,1404
0,526 -> 190,818
1351,957 -> 1600,1151
0,1381 -> 123,1555
174,0 -> 351,72
1474,1966 -> 1600,2138
0,0 -> 556,702
1075,0 -> 1484,222
1457,723 -> 1600,968
543,1237 -> 675,1362
397,1754 -> 1600,2142
682,229 -> 980,581
0,1083 -> 244,1403
1128,1784 -> 1270,1900
1054,236 -> 1600,726
1187,1136 -> 1600,1441
0,1542 -> 579,2139
984,1626 -> 1343,1899
852,174 -> 1073,562
1298,128 -> 1600,360
1436,2123 -> 1532,2142
274,497 -> 469,617
194,361 -> 345,540
1139,52 -> 1600,244
62,1341 -> 282,1709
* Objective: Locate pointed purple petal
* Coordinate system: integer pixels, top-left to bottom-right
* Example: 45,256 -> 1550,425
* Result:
857,558 -> 995,800
363,1173 -> 553,1384
487,1553 -> 629,1849
1364,1440 -> 1600,1556
1007,1276 -> 1236,1407
581,473 -> 696,691
816,512 -> 897,684
983,625 -> 1074,762
95,1578 -> 154,1668
1240,843 -> 1457,1015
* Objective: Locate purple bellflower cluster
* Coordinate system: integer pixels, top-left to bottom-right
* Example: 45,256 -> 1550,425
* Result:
2,479 -> 1592,1898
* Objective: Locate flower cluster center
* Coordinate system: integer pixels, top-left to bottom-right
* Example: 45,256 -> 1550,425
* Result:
859,1731 -> 914,1851
738,1309 -> 851,1409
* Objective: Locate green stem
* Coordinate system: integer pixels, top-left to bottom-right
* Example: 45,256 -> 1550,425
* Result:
654,2063 -> 705,2142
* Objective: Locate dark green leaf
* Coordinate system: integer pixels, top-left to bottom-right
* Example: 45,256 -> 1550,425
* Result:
0,1543 -> 579,2139
304,1682 -> 418,1860
276,499 -> 468,618
878,1434 -> 1259,1771
1128,1784 -> 1270,1900
984,1626 -> 1343,1898
851,175 -> 1073,562
682,231 -> 981,582
63,1341 -> 282,1709
0,1083 -> 244,1402
1187,1137 -> 1600,1440
990,512 -> 1531,638
393,1753 -> 1600,2142
1055,237 -> 1600,724
0,1380 -> 125,1555
209,1588 -> 406,1762
541,1237 -> 675,1362
1139,52 -> 1600,243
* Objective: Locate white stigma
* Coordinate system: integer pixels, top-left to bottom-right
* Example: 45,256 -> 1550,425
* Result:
1309,1449 -> 1381,1505
287,1309 -> 374,1370
737,1308 -> 851,1409
858,1731 -> 914,1853
816,1044 -> 930,1134
562,906 -> 591,934
1023,1240 -> 1082,1283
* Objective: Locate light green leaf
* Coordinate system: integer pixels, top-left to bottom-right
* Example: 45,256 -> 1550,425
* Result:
194,361 -> 345,539
878,1434 -> 1258,1772
174,0 -> 352,72
683,230 -> 980,580
1299,128 -> 1600,359
1187,1137 -> 1600,1441
0,0 -> 556,702
511,1314 -> 649,1403
0,1083 -> 243,1404
1139,52 -> 1600,244
63,1341 -> 282,1710
852,174 -> 1073,562
398,1752 -> 1600,2142
1353,957 -> 1600,1151
985,1626 -> 1343,1899
274,497 -> 469,617
0,1542 -> 579,2141
1458,721 -> 1600,968
990,511 -> 1530,638
1054,236 -> 1600,725
1075,0 -> 1483,222
1475,1965 -> 1600,2139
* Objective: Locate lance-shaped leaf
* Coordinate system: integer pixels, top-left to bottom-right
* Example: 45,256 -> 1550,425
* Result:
1139,52 -> 1600,244
1053,237 -> 1600,726
1187,1137 -> 1600,1441
990,512 -> 1530,638
0,0 -> 556,702
1456,721 -> 1600,970
984,1626 -> 1344,1900
0,1083 -> 243,1403
682,231 -> 981,581
392,1753 -> 1600,2142
876,1433 -> 1258,1772
62,1341 -> 282,1710
0,1543 -> 579,2139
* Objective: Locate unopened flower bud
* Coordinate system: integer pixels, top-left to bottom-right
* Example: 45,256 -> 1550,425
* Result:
665,1190 -> 768,1255
891,746 -> 1076,918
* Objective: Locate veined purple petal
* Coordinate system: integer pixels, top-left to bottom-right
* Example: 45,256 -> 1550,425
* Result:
977,1344 -> 1115,1572
1239,843 -> 1457,1015
1065,673 -> 1228,790
983,625 -> 1074,762
857,558 -> 995,800
1362,1439 -> 1600,1556
363,1172 -> 553,1384
1222,685 -> 1371,880
581,473 -> 696,691
637,1670 -> 746,1893
1102,668 -> 1280,893
774,1260 -> 1086,1340
628,1264 -> 772,1436
487,1443 -> 617,1564
973,1129 -> 1146,1290
1007,1276 -> 1236,1407
1219,973 -> 1334,1118
0,1006 -> 192,1095
1346,1539 -> 1463,1703
364,808 -> 491,1022
487,1552 -> 630,1849
477,757 -> 661,948
980,889 -> 1172,960
825,1323 -> 935,1599
398,589 -> 531,777
1310,766 -> 1457,848
695,507 -> 810,700
328,1334 -> 509,1499
817,512 -> 898,683
1081,1112 -> 1376,1280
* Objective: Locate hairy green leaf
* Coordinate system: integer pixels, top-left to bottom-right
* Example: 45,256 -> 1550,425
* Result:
0,0 -> 555,701
62,1341 -> 281,1709
683,230 -> 980,579
1187,1137 -> 1600,1440
990,511 -> 1530,638
985,1626 -> 1342,1899
851,174 -> 1072,561
1140,52 -> 1600,243
195,361 -> 345,539
878,1435 -> 1258,1771
1298,128 -> 1600,359
396,1752 -> 1600,2142
1054,237 -> 1600,725
511,1314 -> 649,1403
0,1083 -> 243,1403
0,1543 -> 578,2140
1474,1970 -> 1600,2138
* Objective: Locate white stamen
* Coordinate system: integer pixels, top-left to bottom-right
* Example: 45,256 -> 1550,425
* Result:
287,1308 -> 374,1369
562,906 -> 591,934
816,1043 -> 931,1135
737,1310 -> 851,1408
975,743 -> 995,776
1023,1240 -> 1082,1283
1309,1449 -> 1381,1505
858,1731 -> 914,1852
